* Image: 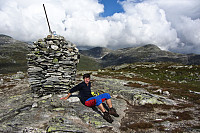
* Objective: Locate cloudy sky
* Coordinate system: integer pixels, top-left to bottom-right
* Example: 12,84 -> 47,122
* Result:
0,0 -> 200,54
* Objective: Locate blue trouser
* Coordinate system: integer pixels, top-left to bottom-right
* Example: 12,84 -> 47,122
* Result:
85,93 -> 111,107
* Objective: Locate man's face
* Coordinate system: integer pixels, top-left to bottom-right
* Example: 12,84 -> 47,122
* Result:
84,77 -> 90,84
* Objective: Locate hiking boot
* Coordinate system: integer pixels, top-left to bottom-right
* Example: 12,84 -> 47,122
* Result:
109,107 -> 119,117
103,112 -> 113,123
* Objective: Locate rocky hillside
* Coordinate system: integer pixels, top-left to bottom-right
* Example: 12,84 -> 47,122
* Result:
0,34 -> 200,73
0,34 -> 29,74
102,44 -> 187,67
0,62 -> 200,132
79,47 -> 112,58
0,34 -> 14,45
187,54 -> 200,65
80,44 -> 200,67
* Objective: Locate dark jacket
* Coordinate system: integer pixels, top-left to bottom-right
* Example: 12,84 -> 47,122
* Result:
69,81 -> 93,104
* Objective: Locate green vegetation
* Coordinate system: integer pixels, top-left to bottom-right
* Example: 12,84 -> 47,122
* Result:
0,43 -> 29,74
95,62 -> 200,103
77,54 -> 102,70
123,62 -> 200,91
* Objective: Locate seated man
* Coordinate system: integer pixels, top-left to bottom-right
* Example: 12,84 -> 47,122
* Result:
60,73 -> 119,123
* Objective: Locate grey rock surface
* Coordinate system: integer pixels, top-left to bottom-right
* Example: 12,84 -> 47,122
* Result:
0,70 -> 199,133
27,35 -> 79,96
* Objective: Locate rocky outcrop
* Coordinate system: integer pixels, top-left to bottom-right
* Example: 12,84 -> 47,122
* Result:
0,67 -> 200,132
27,35 -> 79,97
0,72 -> 173,133
91,76 -> 176,106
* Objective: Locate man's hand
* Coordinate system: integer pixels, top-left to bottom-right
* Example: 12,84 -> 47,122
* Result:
60,93 -> 71,100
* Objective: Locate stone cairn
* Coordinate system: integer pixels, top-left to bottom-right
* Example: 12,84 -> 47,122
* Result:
27,34 -> 79,97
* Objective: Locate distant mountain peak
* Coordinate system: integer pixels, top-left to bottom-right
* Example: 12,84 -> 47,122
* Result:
0,34 -> 12,38
137,44 -> 161,52
0,34 -> 14,45
90,46 -> 108,50
142,44 -> 160,48
99,44 -> 194,67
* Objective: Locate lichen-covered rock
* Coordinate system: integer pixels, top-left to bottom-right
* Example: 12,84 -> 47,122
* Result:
27,35 -> 79,96
91,75 -> 176,106
1,70 -> 199,133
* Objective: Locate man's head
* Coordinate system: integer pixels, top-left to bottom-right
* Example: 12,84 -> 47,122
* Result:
83,74 -> 90,84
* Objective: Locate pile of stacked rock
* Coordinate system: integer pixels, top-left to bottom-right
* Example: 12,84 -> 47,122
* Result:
27,34 -> 79,97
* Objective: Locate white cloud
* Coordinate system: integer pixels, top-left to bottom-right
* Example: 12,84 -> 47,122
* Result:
0,0 -> 200,54
146,0 -> 200,53
171,16 -> 200,54
0,0 -> 103,42
149,0 -> 200,19
107,2 -> 179,50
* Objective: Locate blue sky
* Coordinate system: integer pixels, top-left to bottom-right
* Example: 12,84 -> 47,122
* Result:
99,0 -> 145,17
99,0 -> 125,17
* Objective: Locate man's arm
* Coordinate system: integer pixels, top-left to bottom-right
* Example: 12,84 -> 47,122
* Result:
60,93 -> 71,100
60,82 -> 82,100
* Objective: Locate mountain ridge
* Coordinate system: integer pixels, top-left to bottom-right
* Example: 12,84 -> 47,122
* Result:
80,44 -> 200,67
0,34 -> 200,73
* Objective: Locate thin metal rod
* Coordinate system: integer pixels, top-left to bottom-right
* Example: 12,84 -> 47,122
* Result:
43,4 -> 52,34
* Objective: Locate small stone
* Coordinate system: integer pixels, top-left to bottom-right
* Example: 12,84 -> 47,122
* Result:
51,45 -> 59,50
28,67 -> 43,72
36,58 -> 46,62
46,76 -> 60,82
163,91 -> 170,96
55,52 -> 62,56
155,89 -> 162,94
38,39 -> 43,42
47,40 -> 54,45
67,97 -> 80,102
32,102 -> 38,108
41,94 -> 52,100
0,79 -> 3,85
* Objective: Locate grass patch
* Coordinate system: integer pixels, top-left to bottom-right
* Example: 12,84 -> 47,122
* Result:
121,62 -> 200,92
124,82 -> 148,88
0,42 -> 29,74
173,111 -> 193,120
176,103 -> 195,109
160,111 -> 193,122
127,121 -> 154,130
144,104 -> 175,110
171,128 -> 184,133
192,125 -> 200,129
157,112 -> 168,116
95,62 -> 200,103
77,54 -> 102,70
157,125 -> 166,131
